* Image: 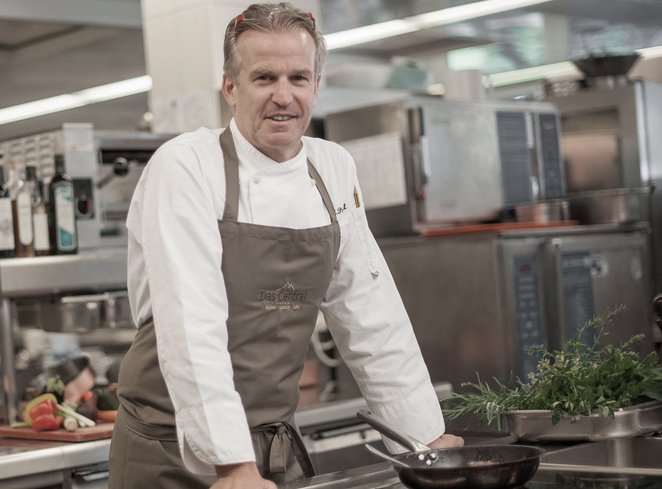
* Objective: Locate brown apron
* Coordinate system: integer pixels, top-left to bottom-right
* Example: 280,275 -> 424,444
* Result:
109,129 -> 340,488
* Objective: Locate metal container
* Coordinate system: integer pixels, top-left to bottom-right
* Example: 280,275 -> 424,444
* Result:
515,199 -> 569,223
40,291 -> 132,333
504,401 -> 662,442
568,186 -> 652,224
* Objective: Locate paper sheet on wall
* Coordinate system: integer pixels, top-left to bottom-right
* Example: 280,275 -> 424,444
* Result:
339,132 -> 408,210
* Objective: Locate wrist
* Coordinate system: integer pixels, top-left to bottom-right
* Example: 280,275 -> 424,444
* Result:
215,461 -> 259,478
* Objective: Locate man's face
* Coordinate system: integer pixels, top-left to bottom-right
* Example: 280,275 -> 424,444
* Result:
222,29 -> 319,163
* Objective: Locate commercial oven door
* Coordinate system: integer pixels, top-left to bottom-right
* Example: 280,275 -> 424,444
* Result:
543,229 -> 654,355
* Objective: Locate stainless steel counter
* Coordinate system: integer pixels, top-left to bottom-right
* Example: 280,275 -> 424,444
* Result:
0,437 -> 110,488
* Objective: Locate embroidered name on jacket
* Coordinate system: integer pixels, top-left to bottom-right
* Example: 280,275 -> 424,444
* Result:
257,281 -> 307,311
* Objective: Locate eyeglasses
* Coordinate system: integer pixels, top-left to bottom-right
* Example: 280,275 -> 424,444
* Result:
234,11 -> 316,30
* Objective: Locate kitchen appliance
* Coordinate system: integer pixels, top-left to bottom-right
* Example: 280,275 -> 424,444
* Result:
329,226 -> 654,398
320,95 -> 564,236
544,59 -> 662,292
0,124 -> 174,249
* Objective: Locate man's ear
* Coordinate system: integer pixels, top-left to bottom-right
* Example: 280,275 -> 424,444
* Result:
221,74 -> 237,110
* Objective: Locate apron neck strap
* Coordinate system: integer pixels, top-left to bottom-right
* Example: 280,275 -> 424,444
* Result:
307,160 -> 338,224
219,128 -> 241,221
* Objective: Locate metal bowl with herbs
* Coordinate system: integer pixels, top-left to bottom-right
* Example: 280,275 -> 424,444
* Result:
447,306 -> 662,441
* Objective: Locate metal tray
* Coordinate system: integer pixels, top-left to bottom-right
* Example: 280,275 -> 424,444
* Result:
504,401 -> 662,442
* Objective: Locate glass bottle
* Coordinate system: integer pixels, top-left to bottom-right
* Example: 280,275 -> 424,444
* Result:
0,154 -> 16,258
26,166 -> 50,256
48,155 -> 78,254
10,164 -> 34,257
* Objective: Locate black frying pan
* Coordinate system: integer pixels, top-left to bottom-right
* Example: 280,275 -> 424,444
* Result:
357,410 -> 543,489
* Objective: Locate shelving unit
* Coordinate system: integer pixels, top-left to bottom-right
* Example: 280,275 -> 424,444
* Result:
0,248 -> 128,423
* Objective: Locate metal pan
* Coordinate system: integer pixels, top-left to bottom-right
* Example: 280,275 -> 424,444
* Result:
357,410 -> 543,489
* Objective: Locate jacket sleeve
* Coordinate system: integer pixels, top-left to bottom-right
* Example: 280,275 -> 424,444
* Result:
139,141 -> 255,473
319,160 -> 445,454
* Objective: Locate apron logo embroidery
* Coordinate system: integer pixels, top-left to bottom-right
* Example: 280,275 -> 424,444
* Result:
257,281 -> 307,311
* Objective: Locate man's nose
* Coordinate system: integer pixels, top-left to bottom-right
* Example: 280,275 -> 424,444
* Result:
272,79 -> 293,106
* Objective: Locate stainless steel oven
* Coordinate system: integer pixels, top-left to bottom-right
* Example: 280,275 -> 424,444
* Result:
321,96 -> 564,236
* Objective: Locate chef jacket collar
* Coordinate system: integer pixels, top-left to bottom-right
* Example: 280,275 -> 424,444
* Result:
229,118 -> 307,175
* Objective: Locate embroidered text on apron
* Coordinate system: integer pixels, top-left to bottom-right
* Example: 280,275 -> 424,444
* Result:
109,128 -> 340,488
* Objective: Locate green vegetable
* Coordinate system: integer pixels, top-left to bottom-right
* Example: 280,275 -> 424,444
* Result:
45,376 -> 65,403
446,305 -> 662,427
94,386 -> 119,411
57,402 -> 96,428
63,416 -> 78,432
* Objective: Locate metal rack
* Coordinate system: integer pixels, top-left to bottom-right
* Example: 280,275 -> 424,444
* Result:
0,248 -> 128,423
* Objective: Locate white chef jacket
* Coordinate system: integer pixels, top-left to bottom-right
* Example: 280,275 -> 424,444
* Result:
126,119 -> 444,474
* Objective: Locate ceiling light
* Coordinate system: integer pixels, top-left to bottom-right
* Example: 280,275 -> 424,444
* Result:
0,75 -> 152,125
325,0 -> 554,51
637,45 -> 662,59
488,62 -> 580,87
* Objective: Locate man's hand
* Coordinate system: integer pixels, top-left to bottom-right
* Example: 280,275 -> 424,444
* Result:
427,433 -> 464,449
210,462 -> 277,489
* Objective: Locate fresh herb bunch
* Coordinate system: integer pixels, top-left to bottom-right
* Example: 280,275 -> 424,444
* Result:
446,305 -> 662,427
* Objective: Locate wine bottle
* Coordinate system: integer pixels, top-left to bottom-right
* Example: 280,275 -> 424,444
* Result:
26,166 -> 50,256
0,154 -> 16,258
10,164 -> 34,258
48,155 -> 78,254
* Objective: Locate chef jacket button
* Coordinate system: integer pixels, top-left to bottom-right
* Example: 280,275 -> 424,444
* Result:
253,177 -> 261,184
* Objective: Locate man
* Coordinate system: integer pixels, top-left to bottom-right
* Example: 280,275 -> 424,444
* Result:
109,3 -> 463,489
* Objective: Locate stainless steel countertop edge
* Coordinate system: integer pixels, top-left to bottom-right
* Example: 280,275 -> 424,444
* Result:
0,439 -> 110,480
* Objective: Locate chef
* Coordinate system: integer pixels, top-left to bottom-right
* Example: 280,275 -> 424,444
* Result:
108,3 -> 463,489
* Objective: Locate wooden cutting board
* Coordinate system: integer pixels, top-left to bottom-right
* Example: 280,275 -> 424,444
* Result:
0,423 -> 114,442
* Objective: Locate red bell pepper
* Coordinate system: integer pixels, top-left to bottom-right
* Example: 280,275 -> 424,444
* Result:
31,414 -> 63,431
28,399 -> 62,431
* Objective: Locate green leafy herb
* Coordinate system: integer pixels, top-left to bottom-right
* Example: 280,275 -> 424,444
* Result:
446,305 -> 662,427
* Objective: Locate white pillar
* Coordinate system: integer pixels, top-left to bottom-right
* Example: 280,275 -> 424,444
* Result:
543,13 -> 569,63
141,0 -> 319,133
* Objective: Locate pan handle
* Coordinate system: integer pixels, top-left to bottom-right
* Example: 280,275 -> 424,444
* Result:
357,410 -> 430,452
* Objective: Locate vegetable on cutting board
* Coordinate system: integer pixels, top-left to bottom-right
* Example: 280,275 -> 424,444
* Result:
16,392 -> 96,432
21,394 -> 62,432
446,305 -> 662,427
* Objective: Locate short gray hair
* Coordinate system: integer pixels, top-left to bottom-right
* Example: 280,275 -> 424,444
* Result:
223,2 -> 326,80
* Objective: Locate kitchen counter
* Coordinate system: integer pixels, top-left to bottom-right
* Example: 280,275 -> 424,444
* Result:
0,436 -> 110,487
2,436 -> 662,489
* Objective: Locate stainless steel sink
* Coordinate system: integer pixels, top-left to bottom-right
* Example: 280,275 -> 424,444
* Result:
540,437 -> 662,476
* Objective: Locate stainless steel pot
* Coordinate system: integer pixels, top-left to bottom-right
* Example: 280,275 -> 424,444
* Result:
357,410 -> 543,489
515,199 -> 569,223
567,186 -> 652,224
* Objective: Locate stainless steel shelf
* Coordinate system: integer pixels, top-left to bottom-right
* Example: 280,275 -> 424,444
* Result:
0,248 -> 127,298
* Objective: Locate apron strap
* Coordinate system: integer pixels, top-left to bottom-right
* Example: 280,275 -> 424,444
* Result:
252,421 -> 315,478
219,129 -> 241,222
307,161 -> 338,225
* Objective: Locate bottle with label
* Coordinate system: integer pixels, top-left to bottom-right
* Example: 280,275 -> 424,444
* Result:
26,166 -> 50,256
0,154 -> 16,258
10,165 -> 34,258
48,155 -> 78,254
